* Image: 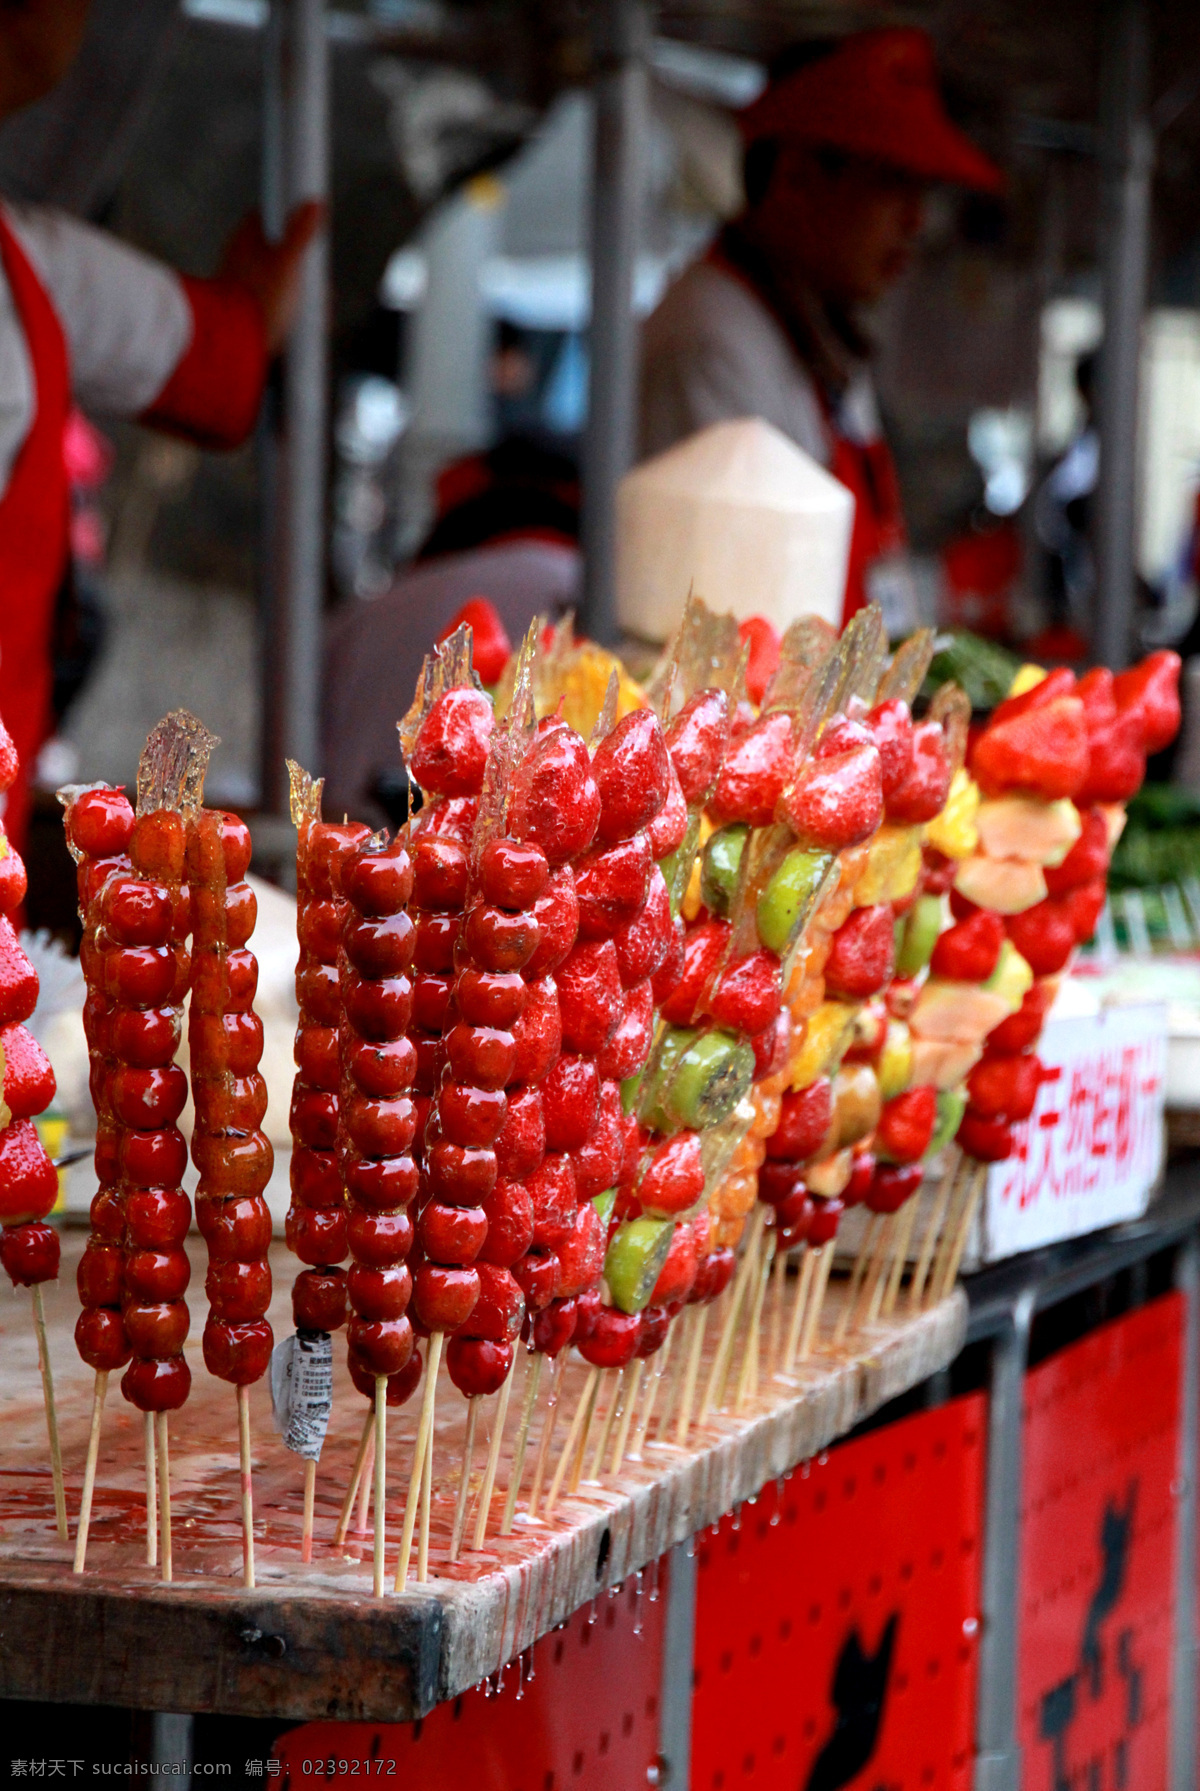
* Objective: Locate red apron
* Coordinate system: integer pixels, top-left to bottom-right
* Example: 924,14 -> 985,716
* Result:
0,211 -> 70,855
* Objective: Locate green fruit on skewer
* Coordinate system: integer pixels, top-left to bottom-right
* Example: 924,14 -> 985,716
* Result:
896,893 -> 943,976
604,1216 -> 675,1314
757,847 -> 834,955
700,824 -> 748,918
640,1025 -> 756,1134
591,1186 -> 617,1226
927,1085 -> 967,1158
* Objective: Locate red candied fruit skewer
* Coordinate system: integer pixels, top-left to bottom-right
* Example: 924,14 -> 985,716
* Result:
286,771 -> 370,1336
188,808 -> 273,1587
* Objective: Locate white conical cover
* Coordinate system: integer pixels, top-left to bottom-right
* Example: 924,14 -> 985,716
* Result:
616,417 -> 855,642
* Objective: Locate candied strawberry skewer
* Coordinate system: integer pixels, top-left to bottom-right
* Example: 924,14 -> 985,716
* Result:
330,831 -> 419,1596
188,806 -> 273,1588
284,764 -> 370,1558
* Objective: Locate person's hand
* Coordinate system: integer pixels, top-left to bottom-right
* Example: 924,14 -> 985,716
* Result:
219,200 -> 323,354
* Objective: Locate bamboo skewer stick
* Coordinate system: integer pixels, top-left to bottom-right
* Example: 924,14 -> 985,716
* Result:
526,1352 -> 567,1521
355,1429 -> 375,1538
909,1149 -> 960,1310
782,1248 -> 815,1374
450,1398 -> 480,1563
32,1286 -> 67,1541
610,1360 -> 643,1475
145,1410 -> 157,1568
501,1352 -> 542,1535
926,1157 -> 971,1306
937,1162 -> 988,1302
588,1370 -> 623,1482
631,1323 -> 674,1458
301,1458 -> 317,1564
882,1197 -> 921,1318
546,1365 -> 599,1516
700,1209 -> 765,1421
735,1231 -> 775,1412
72,1370 -> 107,1573
156,1412 -> 172,1583
567,1366 -> 602,1497
797,1241 -> 835,1362
396,1331 -> 442,1590
768,1244 -> 789,1379
674,1304 -> 709,1445
335,1409 -> 374,1549
833,1215 -> 879,1348
238,1385 -> 256,1590
859,1214 -> 895,1331
417,1394 -> 435,1583
472,1355 -> 516,1550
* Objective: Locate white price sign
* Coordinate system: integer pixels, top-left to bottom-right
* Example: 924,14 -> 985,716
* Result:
981,1001 -> 1167,1261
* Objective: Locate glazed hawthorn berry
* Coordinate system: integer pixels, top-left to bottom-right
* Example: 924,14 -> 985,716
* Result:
479,1180 -> 536,1267
413,912 -> 459,973
75,1305 -> 132,1372
109,1064 -> 188,1131
67,787 -> 134,859
524,867 -> 579,977
347,1262 -> 411,1322
512,1248 -> 560,1313
437,1081 -> 507,1147
347,1205 -> 414,1266
111,1005 -> 182,1069
577,1308 -> 642,1369
447,1336 -> 515,1396
101,875 -> 172,947
202,1318 -> 273,1386
532,1295 -> 577,1355
343,1155 -> 419,1214
342,972 -> 413,1042
122,1354 -> 191,1411
195,1192 -> 273,1262
342,1092 -> 418,1158
463,903 -> 540,974
445,1021 -> 516,1090
480,838 -> 550,910
413,1262 -> 480,1331
419,1199 -> 488,1263
206,1258 -> 272,1322
411,836 -> 469,911
348,1347 -> 424,1406
412,971 -> 453,1032
343,911 -> 415,979
125,1187 -> 191,1249
0,1220 -> 59,1286
456,968 -> 527,1029
286,1204 -> 349,1266
426,1141 -> 498,1204
294,1267 -> 349,1333
342,837 -> 413,916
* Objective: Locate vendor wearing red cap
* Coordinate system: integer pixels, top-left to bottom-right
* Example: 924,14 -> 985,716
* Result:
0,0 -> 317,851
640,28 -> 1001,624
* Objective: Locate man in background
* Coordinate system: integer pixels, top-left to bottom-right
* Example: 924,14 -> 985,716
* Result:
640,27 -> 1002,623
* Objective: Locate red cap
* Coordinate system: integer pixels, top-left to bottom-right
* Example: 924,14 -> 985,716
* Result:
739,28 -> 1002,194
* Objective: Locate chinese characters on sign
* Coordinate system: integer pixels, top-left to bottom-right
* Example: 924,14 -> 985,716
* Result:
983,1003 -> 1166,1261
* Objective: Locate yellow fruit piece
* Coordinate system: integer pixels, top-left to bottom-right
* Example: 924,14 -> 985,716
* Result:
787,1000 -> 857,1089
926,768 -> 980,861
785,973 -> 825,1021
1008,663 -> 1047,698
681,814 -> 715,923
854,822 -> 923,907
542,641 -> 646,737
805,1147 -> 853,1198
876,1019 -> 913,1100
750,1085 -> 782,1140
714,1214 -> 745,1249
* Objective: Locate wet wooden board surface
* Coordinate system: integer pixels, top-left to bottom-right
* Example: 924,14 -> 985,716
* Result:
0,1232 -> 966,1721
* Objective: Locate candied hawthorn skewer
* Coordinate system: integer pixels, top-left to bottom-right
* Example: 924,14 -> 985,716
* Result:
285,763 -> 369,1558
0,726 -> 68,1539
335,830 -> 419,1595
62,781 -> 137,1564
188,806 -> 273,1588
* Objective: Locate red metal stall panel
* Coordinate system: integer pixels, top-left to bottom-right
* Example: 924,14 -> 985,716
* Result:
271,1562 -> 667,1790
691,1395 -> 986,1791
1018,1293 -> 1183,1791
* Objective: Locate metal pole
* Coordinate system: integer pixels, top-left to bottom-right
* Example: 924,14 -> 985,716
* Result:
1094,0 -> 1153,671
267,0 -> 330,807
974,1289 -> 1035,1791
1170,1234 -> 1200,1790
580,0 -> 648,645
659,1539 -> 697,1786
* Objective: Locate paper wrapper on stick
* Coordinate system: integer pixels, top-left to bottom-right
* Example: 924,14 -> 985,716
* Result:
616,419 -> 855,644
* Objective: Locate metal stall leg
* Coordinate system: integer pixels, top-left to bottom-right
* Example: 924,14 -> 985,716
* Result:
1171,1235 -> 1200,1791
659,1538 -> 698,1787
975,1290 -> 1035,1791
265,0 -> 330,808
1093,0 -> 1153,671
580,0 -> 649,644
